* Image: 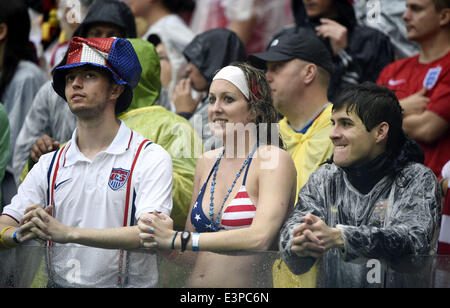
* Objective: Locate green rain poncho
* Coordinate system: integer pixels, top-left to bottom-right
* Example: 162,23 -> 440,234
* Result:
125,39 -> 161,112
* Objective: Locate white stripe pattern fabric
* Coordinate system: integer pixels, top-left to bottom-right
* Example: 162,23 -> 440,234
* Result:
80,43 -> 108,65
221,186 -> 256,230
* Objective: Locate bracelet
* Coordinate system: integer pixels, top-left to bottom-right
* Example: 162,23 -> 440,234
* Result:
0,226 -> 15,249
12,229 -> 21,245
171,231 -> 179,250
191,232 -> 200,252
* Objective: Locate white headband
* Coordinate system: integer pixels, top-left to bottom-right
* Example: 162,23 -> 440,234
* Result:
213,66 -> 250,100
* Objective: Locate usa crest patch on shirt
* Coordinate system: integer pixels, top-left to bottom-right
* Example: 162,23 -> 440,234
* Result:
109,168 -> 130,190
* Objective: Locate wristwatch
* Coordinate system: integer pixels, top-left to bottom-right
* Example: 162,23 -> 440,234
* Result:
180,231 -> 191,254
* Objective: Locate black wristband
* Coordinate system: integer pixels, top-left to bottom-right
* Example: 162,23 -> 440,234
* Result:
180,231 -> 191,254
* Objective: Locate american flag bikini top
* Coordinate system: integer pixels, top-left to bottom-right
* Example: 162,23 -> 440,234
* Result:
190,157 -> 256,232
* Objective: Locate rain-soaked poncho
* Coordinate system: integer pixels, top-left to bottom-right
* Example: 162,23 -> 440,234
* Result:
3,61 -> 48,200
182,28 -> 247,150
13,82 -> 76,184
280,104 -> 334,196
125,39 -> 161,111
0,61 -> 47,287
280,138 -> 442,287
119,106 -> 203,229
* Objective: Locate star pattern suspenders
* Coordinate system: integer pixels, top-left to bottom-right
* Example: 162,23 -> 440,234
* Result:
44,135 -> 152,287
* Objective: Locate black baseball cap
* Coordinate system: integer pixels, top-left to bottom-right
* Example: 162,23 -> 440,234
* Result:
249,28 -> 334,74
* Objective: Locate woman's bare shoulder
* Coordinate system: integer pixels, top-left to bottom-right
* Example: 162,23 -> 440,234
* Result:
255,145 -> 295,171
196,147 -> 224,172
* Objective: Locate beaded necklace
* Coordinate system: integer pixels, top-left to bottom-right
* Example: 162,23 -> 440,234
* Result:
209,145 -> 258,231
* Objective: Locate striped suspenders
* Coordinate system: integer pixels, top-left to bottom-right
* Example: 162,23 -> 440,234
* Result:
118,138 -> 151,287
45,144 -> 67,282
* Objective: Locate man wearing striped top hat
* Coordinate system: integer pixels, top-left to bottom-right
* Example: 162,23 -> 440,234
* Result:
0,37 -> 173,287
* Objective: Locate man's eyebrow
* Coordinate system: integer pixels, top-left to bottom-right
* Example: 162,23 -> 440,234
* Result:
341,117 -> 354,122
331,115 -> 354,122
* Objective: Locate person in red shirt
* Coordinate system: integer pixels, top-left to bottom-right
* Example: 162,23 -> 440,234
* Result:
377,0 -> 450,177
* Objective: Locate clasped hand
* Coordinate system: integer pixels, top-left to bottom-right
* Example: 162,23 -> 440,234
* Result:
291,213 -> 343,258
18,204 -> 69,244
138,211 -> 175,250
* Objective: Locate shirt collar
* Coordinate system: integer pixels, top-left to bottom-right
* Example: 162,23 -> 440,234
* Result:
289,103 -> 331,134
63,120 -> 132,167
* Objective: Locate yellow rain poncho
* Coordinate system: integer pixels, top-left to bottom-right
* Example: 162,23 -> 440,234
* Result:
280,105 -> 334,197
273,104 -> 334,288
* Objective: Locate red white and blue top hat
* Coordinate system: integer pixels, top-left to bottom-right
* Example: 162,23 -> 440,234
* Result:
52,37 -> 142,114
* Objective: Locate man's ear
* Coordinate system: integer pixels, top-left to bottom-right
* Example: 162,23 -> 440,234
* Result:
439,8 -> 450,27
374,122 -> 389,144
0,23 -> 8,41
303,63 -> 318,85
110,84 -> 125,101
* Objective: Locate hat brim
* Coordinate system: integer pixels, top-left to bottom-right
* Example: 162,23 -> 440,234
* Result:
52,62 -> 133,114
248,51 -> 294,69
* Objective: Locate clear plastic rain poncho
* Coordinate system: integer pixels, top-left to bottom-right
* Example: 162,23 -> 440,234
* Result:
280,137 -> 442,287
